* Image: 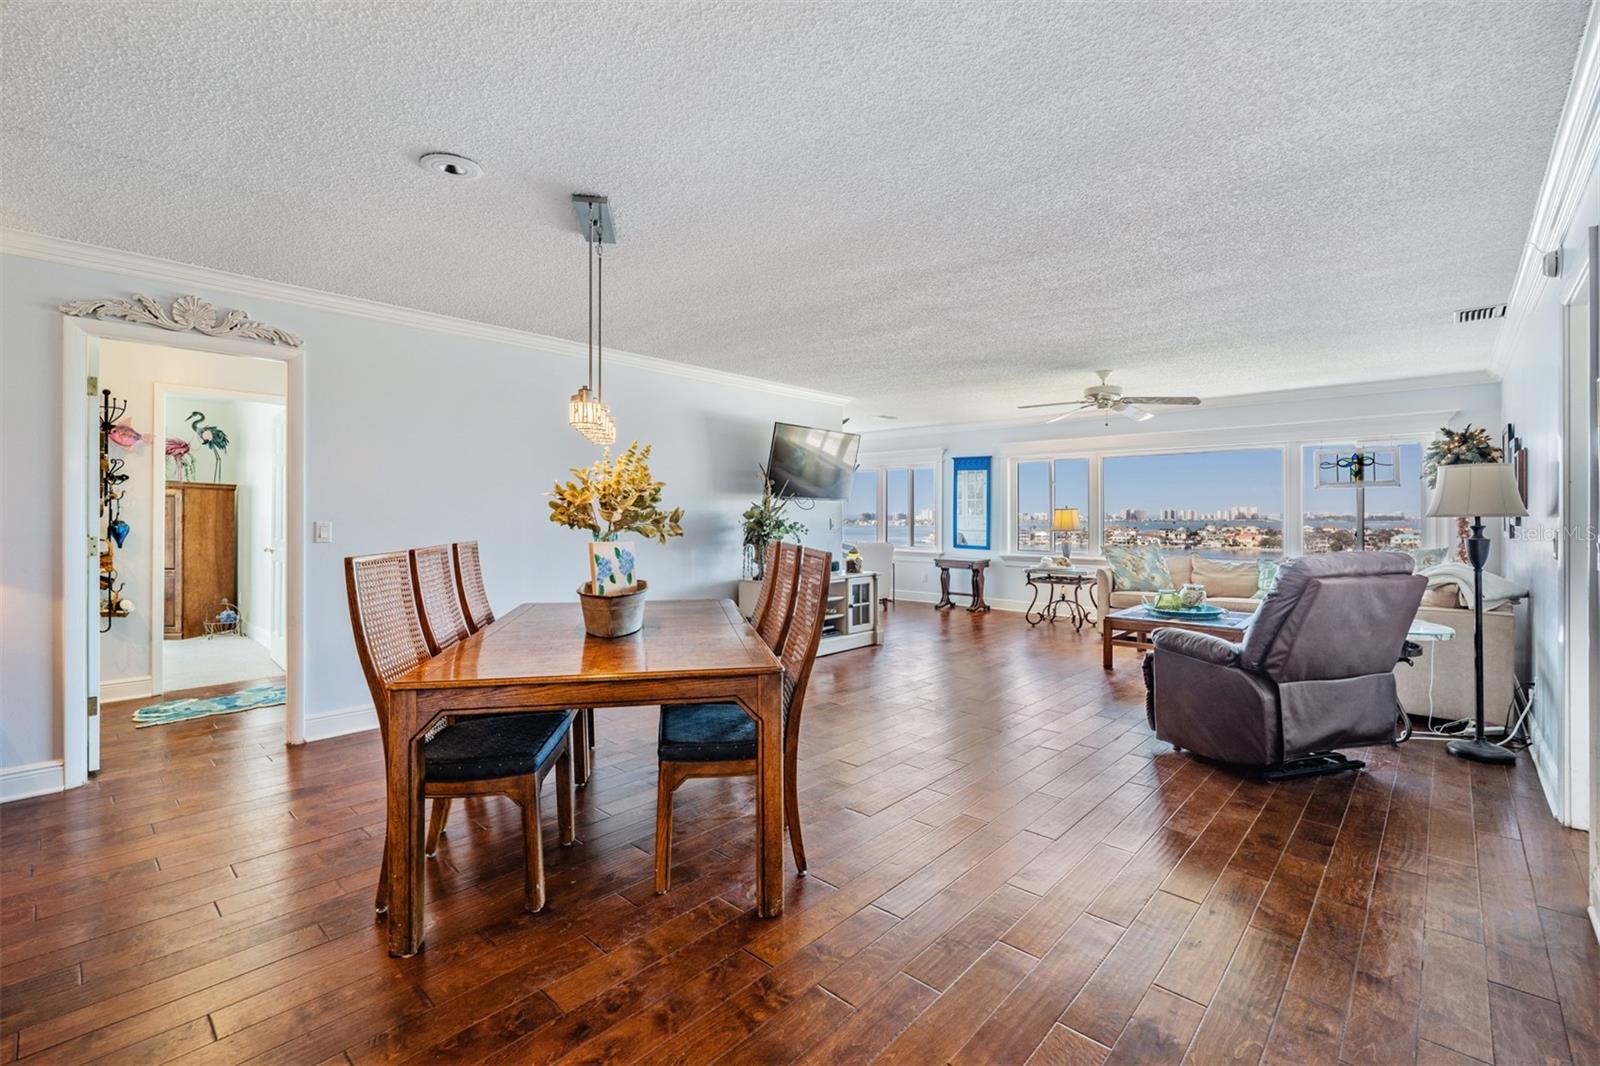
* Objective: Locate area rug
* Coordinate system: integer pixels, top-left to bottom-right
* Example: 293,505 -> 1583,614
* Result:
131,685 -> 286,727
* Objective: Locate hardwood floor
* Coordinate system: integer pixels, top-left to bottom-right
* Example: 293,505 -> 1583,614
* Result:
2,606 -> 1594,1064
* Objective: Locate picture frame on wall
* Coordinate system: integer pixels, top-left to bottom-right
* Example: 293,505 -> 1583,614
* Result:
951,456 -> 991,550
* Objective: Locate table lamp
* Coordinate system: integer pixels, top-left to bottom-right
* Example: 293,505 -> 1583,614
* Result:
1052,508 -> 1081,559
1423,462 -> 1528,763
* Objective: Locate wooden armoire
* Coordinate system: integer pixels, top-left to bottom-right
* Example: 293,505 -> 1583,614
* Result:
164,482 -> 237,639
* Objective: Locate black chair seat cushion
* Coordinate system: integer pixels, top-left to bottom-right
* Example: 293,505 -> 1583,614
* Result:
424,710 -> 574,782
658,703 -> 755,763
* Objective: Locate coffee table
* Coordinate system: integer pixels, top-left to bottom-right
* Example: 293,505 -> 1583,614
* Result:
1101,605 -> 1254,669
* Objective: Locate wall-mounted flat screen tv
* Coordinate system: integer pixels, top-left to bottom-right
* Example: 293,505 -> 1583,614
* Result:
766,422 -> 861,499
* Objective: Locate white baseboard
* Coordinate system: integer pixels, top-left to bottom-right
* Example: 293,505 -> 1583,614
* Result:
100,675 -> 154,702
1,760 -> 65,803
302,703 -> 377,742
891,588 -> 1032,613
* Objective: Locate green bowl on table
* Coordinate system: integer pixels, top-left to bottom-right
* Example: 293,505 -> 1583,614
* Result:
1145,602 -> 1226,620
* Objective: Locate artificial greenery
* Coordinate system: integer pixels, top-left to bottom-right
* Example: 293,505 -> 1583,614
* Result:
741,466 -> 807,578
548,441 -> 685,544
1423,424 -> 1503,487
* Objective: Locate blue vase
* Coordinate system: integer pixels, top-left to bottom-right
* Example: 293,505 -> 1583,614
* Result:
109,519 -> 131,548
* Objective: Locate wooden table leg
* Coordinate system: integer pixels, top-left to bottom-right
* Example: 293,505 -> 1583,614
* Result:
571,708 -> 592,787
935,564 -> 952,609
753,673 -> 784,917
1102,618 -> 1115,670
385,690 -> 427,956
968,566 -> 990,613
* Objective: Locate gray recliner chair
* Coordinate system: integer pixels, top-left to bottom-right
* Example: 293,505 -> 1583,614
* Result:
1147,552 -> 1426,779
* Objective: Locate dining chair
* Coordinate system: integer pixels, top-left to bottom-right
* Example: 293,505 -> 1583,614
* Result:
652,546 -> 831,893
746,540 -> 781,627
754,541 -> 803,653
454,537 -> 597,783
451,540 -> 494,634
346,551 -> 577,917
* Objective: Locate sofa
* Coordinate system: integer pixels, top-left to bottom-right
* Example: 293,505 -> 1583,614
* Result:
1095,553 -> 1516,725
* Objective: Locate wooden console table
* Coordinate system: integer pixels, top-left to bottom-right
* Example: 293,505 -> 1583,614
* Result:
933,556 -> 991,613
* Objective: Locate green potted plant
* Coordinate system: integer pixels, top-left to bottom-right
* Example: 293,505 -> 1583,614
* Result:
741,466 -> 807,580
548,442 -> 684,637
1424,424 -> 1502,562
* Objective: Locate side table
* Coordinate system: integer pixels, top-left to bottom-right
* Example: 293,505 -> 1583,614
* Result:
1024,568 -> 1096,630
933,557 -> 991,613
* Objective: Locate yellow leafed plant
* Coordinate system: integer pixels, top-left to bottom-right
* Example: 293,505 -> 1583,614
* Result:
548,442 -> 685,544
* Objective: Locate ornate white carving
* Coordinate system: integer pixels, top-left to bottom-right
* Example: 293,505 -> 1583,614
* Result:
59,293 -> 302,347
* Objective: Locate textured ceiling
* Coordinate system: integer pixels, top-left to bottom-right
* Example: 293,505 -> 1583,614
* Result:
2,1 -> 1590,426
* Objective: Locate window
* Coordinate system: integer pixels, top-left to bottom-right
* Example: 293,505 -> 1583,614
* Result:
1102,448 -> 1284,559
843,469 -> 878,543
850,461 -> 938,546
1302,442 -> 1424,553
1015,458 -> 1089,554
913,467 -> 937,546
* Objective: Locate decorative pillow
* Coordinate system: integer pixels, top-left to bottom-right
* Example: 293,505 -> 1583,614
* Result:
1190,556 -> 1260,598
1104,545 -> 1173,592
1407,547 -> 1448,571
1253,558 -> 1283,600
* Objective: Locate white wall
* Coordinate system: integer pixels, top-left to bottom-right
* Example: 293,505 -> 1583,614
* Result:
95,341 -> 287,697
0,240 -> 844,787
1497,166 -> 1599,836
1493,6 -> 1598,859
858,377 -> 1502,610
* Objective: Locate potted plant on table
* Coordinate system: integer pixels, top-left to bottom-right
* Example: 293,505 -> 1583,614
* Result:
549,442 -> 684,638
741,466 -> 807,580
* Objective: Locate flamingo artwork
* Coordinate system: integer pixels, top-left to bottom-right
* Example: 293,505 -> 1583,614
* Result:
188,411 -> 230,482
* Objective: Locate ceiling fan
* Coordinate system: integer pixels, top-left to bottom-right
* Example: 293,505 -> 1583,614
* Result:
1018,370 -> 1202,424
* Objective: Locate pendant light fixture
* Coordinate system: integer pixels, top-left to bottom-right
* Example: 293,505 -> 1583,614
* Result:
569,194 -> 616,445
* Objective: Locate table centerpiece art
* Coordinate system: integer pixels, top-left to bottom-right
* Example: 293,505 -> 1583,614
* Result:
548,441 -> 684,638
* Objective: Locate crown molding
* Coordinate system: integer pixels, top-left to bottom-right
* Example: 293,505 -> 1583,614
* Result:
0,228 -> 852,407
1493,3 -> 1600,377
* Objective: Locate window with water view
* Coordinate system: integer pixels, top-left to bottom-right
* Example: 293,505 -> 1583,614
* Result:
1102,448 -> 1284,559
1302,442 -> 1424,553
1016,459 -> 1090,554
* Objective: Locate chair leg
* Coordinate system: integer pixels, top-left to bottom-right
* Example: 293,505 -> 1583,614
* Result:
556,741 -> 577,847
586,708 -> 596,748
374,838 -> 389,915
784,749 -> 806,874
654,764 -> 677,895
521,780 -> 546,913
425,797 -> 451,857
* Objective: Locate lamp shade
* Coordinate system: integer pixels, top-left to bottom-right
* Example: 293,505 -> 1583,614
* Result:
1052,507 -> 1082,532
1424,462 -> 1528,519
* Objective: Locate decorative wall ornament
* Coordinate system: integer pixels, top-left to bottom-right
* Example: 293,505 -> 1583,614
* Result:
59,293 -> 302,348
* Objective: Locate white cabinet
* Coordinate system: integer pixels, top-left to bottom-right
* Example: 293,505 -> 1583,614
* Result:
820,571 -> 881,655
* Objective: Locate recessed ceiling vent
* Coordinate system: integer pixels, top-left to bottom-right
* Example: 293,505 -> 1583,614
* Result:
1455,304 -> 1507,324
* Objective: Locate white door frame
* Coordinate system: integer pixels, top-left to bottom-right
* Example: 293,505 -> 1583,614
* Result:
61,316 -> 307,789
150,381 -> 287,699
1559,243 -> 1595,832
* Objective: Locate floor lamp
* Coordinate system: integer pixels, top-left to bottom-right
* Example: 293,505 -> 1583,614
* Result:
1424,462 -> 1528,763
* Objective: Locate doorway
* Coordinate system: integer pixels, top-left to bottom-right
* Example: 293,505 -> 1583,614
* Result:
155,385 -> 288,695
62,313 -> 306,786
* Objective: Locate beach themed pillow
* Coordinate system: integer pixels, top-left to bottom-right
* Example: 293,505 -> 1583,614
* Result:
1253,558 -> 1282,600
1104,545 -> 1173,592
1407,547 -> 1448,572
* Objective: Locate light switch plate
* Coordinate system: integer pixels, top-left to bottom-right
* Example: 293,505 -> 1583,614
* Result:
313,521 -> 333,543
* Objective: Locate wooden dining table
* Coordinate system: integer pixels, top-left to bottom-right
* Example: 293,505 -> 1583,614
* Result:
382,598 -> 784,957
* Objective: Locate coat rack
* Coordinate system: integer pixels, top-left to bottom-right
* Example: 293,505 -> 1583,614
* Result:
98,389 -> 133,631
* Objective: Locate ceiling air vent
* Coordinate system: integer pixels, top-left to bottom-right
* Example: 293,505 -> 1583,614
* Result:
1455,304 -> 1507,324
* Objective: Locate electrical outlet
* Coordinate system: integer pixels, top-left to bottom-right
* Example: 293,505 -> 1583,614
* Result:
313,521 -> 333,543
